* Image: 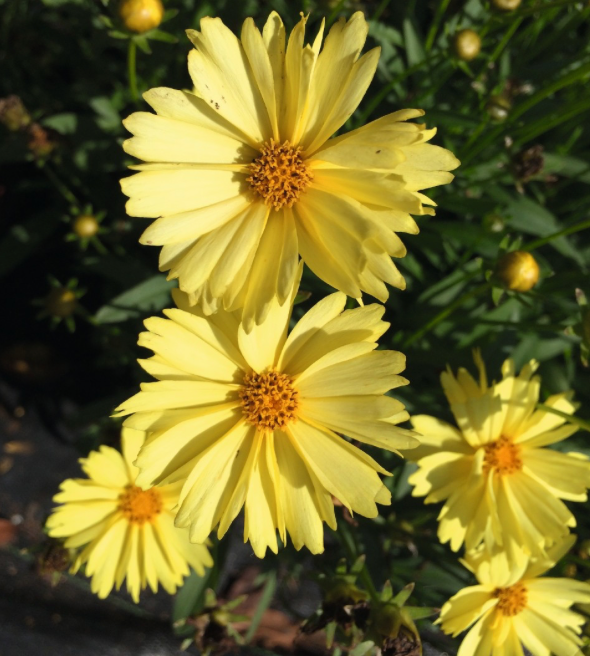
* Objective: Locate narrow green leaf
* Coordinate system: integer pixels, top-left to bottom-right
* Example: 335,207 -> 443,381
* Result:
244,572 -> 277,643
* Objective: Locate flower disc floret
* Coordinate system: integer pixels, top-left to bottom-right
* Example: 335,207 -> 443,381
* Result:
248,140 -> 313,210
118,484 -> 163,524
239,369 -> 299,431
493,583 -> 527,616
483,436 -> 522,475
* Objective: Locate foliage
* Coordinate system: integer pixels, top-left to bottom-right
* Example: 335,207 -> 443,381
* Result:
1,0 -> 590,653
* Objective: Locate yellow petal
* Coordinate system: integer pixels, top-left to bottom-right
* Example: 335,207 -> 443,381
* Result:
278,291 -> 347,373
238,260 -> 301,371
299,13 -> 369,151
284,301 -> 388,376
240,207 -> 298,331
121,168 -> 243,218
139,195 -> 250,246
439,586 -> 496,637
175,421 -> 253,543
300,395 -> 418,451
287,419 -> 386,518
123,112 -> 254,164
241,17 -> 279,139
187,18 -> 272,144
296,349 -> 407,397
139,315 -> 242,383
409,415 -> 472,459
274,430 -> 325,553
143,87 -> 251,142
523,448 -> 590,502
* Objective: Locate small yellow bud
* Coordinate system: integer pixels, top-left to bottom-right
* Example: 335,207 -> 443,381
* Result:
491,0 -> 522,10
454,29 -> 481,61
119,0 -> 164,34
495,251 -> 540,292
73,215 -> 99,238
45,288 -> 77,318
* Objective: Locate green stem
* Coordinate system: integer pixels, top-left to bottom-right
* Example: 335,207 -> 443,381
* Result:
537,404 -> 590,433
522,218 -> 590,252
43,164 -> 79,208
425,0 -> 452,52
358,55 -> 442,125
334,524 -> 380,603
461,60 -> 590,165
476,17 -> 523,83
372,0 -> 393,23
403,282 -> 490,348
128,39 -> 139,102
498,0 -> 580,18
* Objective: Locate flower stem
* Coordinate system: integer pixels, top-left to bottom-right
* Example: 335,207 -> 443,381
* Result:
128,39 -> 139,102
43,163 -> 79,208
334,523 -> 380,603
522,219 -> 590,252
403,282 -> 490,348
537,404 -> 590,433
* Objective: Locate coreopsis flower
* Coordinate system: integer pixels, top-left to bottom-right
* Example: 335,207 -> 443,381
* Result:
407,351 -> 590,558
439,537 -> 590,656
120,11 -> 459,330
46,428 -> 212,602
114,270 -> 418,557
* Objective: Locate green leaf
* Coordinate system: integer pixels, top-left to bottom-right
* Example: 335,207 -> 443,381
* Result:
42,113 -> 77,134
134,35 -> 152,54
148,29 -> 178,44
172,568 -> 212,627
392,583 -> 414,607
94,275 -> 175,324
89,96 -> 121,132
402,17 -> 426,67
350,640 -> 374,656
486,186 -> 584,265
244,572 -> 277,643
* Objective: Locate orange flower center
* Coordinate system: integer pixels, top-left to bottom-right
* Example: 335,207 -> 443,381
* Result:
493,582 -> 527,616
483,435 -> 523,475
239,369 -> 299,431
118,485 -> 163,525
247,139 -> 313,210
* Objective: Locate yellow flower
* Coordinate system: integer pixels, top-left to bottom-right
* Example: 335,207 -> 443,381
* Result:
407,351 -> 590,558
439,537 -> 590,656
114,268 -> 418,557
46,428 -> 212,602
120,11 -> 459,330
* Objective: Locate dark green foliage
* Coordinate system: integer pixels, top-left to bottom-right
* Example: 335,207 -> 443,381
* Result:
1,0 -> 589,652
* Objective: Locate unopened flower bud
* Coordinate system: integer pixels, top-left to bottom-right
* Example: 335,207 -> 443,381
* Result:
45,288 -> 77,318
495,251 -> 540,292
491,0 -> 522,10
454,29 -> 481,61
73,215 -> 100,238
119,0 -> 164,33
